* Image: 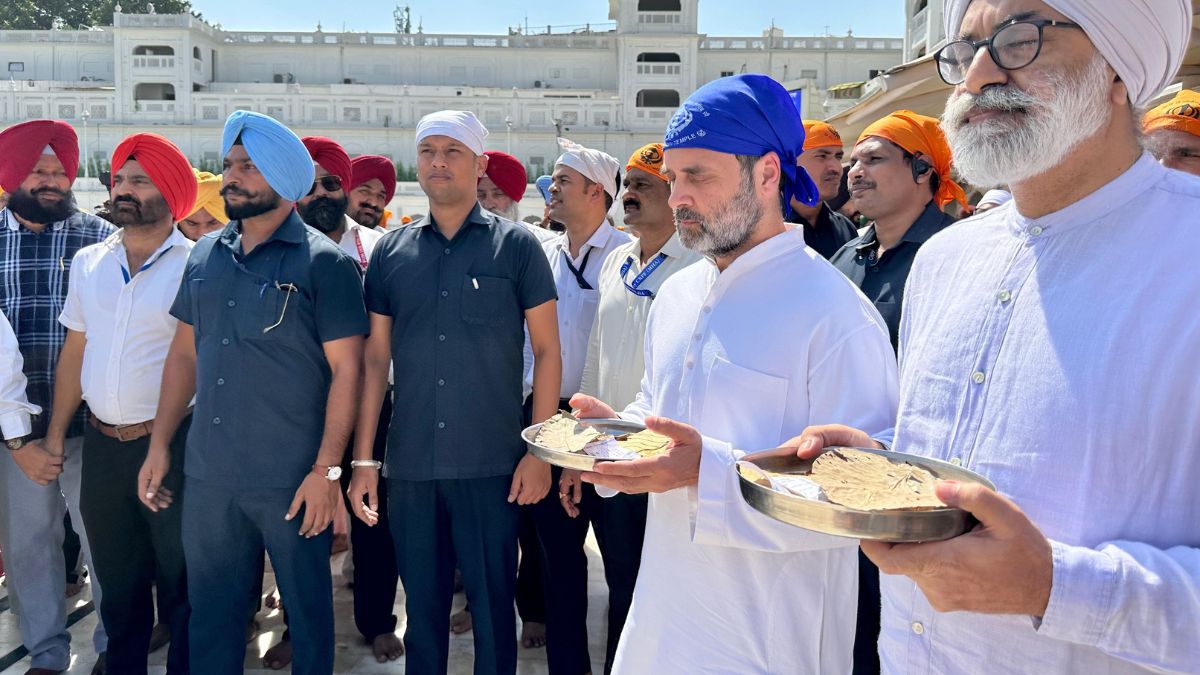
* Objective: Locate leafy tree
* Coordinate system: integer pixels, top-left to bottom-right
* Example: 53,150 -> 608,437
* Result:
0,0 -> 194,30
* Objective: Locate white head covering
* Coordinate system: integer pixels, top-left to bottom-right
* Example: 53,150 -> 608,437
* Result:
977,189 -> 1013,209
554,137 -> 620,198
943,0 -> 1191,108
415,110 -> 488,155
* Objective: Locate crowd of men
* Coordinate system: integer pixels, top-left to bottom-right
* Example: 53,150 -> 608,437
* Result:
0,0 -> 1197,673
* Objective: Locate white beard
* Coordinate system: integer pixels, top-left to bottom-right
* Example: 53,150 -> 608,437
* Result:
941,53 -> 1113,189
494,201 -> 521,222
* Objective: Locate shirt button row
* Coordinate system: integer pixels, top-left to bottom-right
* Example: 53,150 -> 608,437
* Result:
212,417 -> 221,425
997,289 -> 1012,303
911,621 -> 925,635
227,300 -> 236,307
444,248 -> 452,255
437,421 -> 446,429
221,338 -> 230,346
441,290 -> 448,297
438,378 -> 445,386
1029,226 -> 1043,236
972,371 -> 986,385
217,378 -> 225,385
438,334 -> 446,342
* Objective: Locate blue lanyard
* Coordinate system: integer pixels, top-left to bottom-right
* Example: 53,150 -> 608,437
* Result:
119,246 -> 174,284
619,252 -> 667,298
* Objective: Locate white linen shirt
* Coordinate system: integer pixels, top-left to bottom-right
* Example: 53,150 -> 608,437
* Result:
337,216 -> 384,270
59,228 -> 193,425
579,232 -> 701,409
612,228 -> 899,674
0,310 -> 40,439
531,221 -> 631,398
880,154 -> 1200,674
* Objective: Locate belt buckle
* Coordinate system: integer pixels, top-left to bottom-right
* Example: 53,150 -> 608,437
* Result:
114,424 -> 140,442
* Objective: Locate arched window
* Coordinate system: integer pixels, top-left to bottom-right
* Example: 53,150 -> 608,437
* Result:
636,89 -> 680,107
193,46 -> 202,60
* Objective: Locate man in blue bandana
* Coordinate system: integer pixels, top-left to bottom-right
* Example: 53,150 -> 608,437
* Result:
569,74 -> 898,672
138,111 -> 370,674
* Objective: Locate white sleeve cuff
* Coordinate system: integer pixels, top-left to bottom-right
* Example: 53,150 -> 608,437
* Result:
1035,539 -> 1118,646
0,410 -> 34,441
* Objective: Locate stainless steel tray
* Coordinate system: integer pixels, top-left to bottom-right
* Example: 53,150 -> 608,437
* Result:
738,446 -> 996,543
521,418 -> 648,471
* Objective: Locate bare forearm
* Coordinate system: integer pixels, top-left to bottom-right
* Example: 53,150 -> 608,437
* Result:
316,358 -> 361,467
353,343 -> 390,462
149,349 -> 196,454
45,343 -> 84,442
530,344 -> 562,425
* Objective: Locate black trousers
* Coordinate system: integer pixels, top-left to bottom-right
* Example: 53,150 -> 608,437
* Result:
531,466 -> 648,675
79,417 -> 191,675
854,552 -> 882,675
390,475 -> 519,675
339,395 -> 399,641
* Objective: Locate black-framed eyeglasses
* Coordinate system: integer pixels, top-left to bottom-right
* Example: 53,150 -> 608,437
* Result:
934,19 -> 1083,86
306,175 -> 343,196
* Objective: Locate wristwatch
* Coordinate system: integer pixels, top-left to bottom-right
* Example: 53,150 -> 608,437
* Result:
350,460 -> 383,470
5,435 -> 30,451
312,464 -> 342,481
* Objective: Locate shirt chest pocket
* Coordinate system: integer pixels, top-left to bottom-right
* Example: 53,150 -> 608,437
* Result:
700,355 -> 790,450
251,281 -> 309,340
461,275 -> 518,326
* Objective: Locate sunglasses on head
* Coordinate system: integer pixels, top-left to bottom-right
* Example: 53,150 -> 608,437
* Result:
307,175 -> 343,196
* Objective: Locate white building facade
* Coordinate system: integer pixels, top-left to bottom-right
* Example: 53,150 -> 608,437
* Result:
0,0 -> 902,174
904,0 -> 947,61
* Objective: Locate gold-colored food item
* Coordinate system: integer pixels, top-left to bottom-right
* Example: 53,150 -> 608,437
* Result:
615,429 -> 670,458
806,449 -> 944,511
535,412 -> 607,453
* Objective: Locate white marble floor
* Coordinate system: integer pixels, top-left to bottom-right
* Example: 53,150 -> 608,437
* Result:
0,535 -> 610,674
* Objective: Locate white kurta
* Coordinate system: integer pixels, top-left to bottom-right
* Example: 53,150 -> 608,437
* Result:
613,228 -> 899,674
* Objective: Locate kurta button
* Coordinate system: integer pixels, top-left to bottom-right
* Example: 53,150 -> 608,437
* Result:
1029,226 -> 1043,236
972,371 -> 985,384
997,290 -> 1012,303
221,338 -> 230,345
685,361 -> 694,369
438,334 -> 446,341
212,417 -> 221,425
911,621 -> 925,635
702,306 -> 712,313
227,300 -> 236,307
438,379 -> 445,386
217,378 -> 225,385
950,457 -> 962,466
437,421 -> 446,429
441,290 -> 448,297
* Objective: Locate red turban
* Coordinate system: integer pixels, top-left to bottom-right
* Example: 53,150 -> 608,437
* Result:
350,155 -> 397,202
0,120 -> 80,193
482,152 -> 527,202
111,133 -> 199,222
300,136 -> 352,193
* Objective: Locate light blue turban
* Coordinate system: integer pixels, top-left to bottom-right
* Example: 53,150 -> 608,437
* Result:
220,111 -> 315,203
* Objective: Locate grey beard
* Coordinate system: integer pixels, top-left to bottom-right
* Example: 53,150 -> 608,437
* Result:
675,172 -> 763,257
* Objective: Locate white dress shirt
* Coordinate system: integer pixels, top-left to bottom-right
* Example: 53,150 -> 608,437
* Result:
612,228 -> 899,674
59,228 -> 193,425
338,216 -> 384,270
530,221 -> 632,398
0,310 -> 40,440
579,232 -> 701,409
880,155 -> 1200,673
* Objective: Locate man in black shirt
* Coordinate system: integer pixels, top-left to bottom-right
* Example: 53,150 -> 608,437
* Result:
787,120 -> 859,259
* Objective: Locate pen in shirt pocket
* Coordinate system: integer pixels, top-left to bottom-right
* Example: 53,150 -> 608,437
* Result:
472,277 -> 479,290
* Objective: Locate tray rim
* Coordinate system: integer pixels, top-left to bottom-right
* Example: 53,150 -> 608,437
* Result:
521,417 -> 649,470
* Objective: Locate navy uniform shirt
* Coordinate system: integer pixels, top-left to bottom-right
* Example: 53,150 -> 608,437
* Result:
364,204 -> 557,481
170,211 -> 368,488
787,203 -> 860,260
830,201 -> 956,350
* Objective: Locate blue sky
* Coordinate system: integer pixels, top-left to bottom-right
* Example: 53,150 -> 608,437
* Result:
190,0 -> 904,37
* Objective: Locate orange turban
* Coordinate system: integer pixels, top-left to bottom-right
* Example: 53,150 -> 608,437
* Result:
0,120 -> 79,193
1143,90 -> 1200,138
626,143 -> 666,182
111,133 -> 198,222
858,110 -> 967,209
803,121 -> 843,151
186,169 -> 228,224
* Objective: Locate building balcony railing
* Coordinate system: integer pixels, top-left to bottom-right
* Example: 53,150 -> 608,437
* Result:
909,6 -> 929,44
701,36 -> 905,51
633,107 -> 675,123
132,55 -> 176,70
0,29 -> 113,44
221,31 -> 613,50
635,64 -> 682,76
134,100 -> 176,113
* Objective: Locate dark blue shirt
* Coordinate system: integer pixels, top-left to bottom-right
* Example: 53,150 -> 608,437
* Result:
786,202 -> 860,260
364,204 -> 557,481
830,201 -> 956,350
170,211 -> 368,488
0,209 -> 116,438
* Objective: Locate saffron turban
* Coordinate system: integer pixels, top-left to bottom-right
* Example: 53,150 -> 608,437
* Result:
943,0 -> 1191,108
1143,90 -> 1200,138
802,121 -> 843,151
858,110 -> 968,209
482,151 -> 528,202
415,110 -> 488,155
0,120 -> 80,193
220,110 -> 314,203
664,73 -> 820,211
187,169 -> 228,224
110,133 -> 198,222
350,155 -> 397,202
300,136 -> 352,193
555,138 -> 620,198
626,143 -> 666,182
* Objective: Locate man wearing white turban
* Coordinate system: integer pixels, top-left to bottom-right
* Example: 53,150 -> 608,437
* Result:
793,0 -> 1200,673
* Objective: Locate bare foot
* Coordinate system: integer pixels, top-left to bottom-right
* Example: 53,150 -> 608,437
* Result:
263,638 -> 292,670
372,633 -> 404,662
521,621 -> 547,649
264,589 -> 282,611
245,619 -> 260,643
449,608 -> 473,634
65,580 -> 85,598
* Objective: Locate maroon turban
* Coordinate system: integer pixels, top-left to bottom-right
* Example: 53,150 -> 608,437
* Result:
300,136 -> 352,193
350,155 -> 397,203
482,151 -> 527,202
111,133 -> 199,223
0,120 -> 80,193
